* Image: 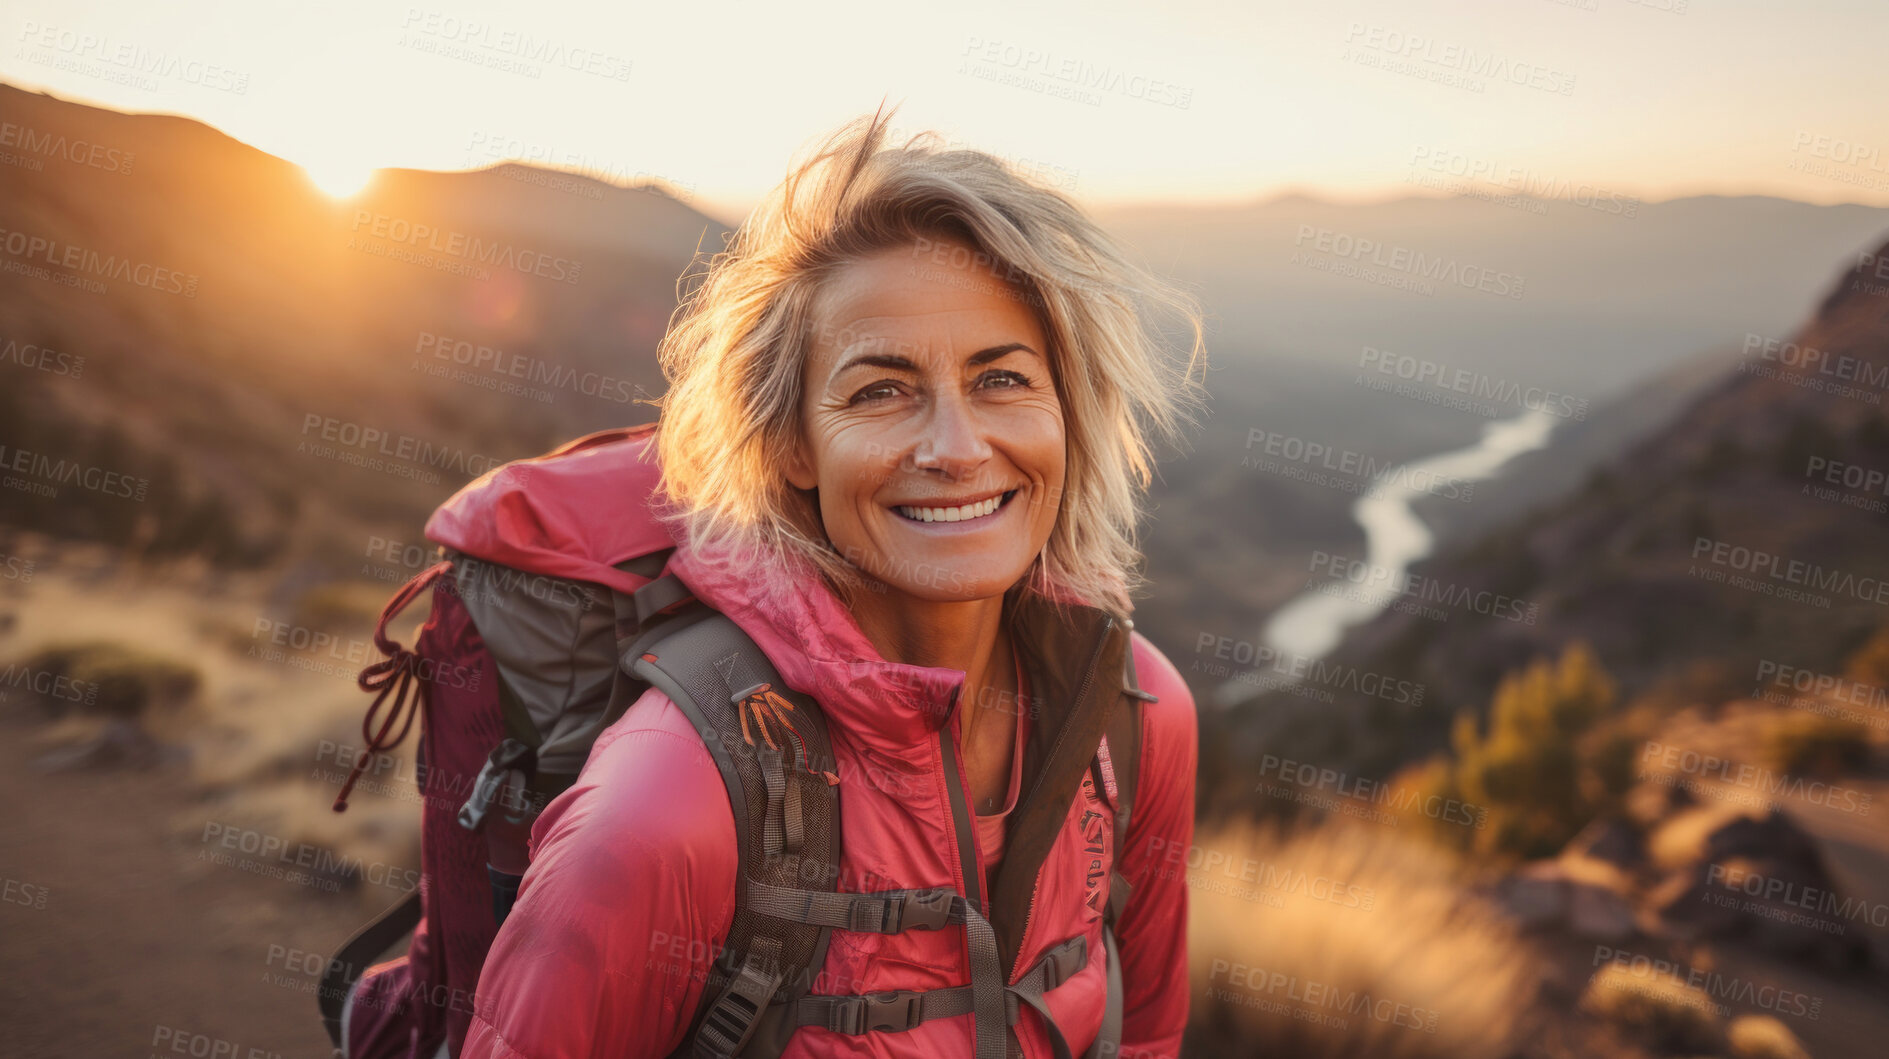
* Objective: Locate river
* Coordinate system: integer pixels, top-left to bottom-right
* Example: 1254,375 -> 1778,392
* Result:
1221,407 -> 1560,703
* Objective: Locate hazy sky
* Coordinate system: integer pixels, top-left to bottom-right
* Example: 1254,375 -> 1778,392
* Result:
4,0 -> 1886,219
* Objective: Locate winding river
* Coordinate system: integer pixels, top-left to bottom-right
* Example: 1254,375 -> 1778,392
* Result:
1224,407 -> 1560,703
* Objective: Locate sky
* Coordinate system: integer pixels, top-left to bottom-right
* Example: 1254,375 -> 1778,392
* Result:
4,0 -> 1886,220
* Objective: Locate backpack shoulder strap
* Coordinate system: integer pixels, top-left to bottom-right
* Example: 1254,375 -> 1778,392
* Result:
627,598 -> 844,1059
1084,617 -> 1158,1059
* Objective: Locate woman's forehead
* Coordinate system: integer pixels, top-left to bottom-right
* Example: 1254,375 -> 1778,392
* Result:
808,249 -> 1044,367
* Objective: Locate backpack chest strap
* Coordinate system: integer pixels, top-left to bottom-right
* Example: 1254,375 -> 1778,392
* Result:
794,932 -> 1091,1059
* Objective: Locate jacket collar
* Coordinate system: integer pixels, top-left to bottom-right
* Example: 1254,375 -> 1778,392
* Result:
664,534 -> 1127,756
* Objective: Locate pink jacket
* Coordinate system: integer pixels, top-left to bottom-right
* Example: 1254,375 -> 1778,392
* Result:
453,435 -> 1198,1059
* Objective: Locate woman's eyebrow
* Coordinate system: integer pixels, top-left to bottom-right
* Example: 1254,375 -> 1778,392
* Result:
833,342 -> 1039,377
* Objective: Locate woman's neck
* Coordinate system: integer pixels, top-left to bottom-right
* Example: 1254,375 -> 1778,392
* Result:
848,587 -> 1015,738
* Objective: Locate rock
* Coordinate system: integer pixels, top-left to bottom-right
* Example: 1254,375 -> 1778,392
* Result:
1565,817 -> 1644,871
1645,809 -> 1872,969
29,719 -> 186,772
1498,862 -> 1569,929
1567,880 -> 1638,941
1625,777 -> 1695,830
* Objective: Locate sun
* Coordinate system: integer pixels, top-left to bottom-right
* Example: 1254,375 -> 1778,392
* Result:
301,159 -> 377,200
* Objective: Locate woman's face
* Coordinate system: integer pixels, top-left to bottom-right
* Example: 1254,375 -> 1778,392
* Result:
788,236 -> 1066,603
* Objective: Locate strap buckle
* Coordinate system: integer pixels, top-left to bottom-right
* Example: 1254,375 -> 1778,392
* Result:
850,990 -> 922,1034
885,888 -> 956,932
1041,933 -> 1087,990
457,738 -> 536,831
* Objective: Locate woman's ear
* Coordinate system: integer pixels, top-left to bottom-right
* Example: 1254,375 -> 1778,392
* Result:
783,435 -> 817,491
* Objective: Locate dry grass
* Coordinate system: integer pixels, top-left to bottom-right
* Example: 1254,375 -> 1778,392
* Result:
1186,817 -> 1541,1059
1579,962 -> 1725,1053
1726,1014 -> 1812,1059
1,560 -> 424,908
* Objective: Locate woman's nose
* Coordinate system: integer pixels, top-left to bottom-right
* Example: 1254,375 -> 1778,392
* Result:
909,394 -> 992,479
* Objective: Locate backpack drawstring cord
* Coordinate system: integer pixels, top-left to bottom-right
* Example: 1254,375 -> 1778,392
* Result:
335,560 -> 452,812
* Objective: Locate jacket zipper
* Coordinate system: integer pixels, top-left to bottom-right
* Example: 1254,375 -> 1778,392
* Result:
1008,616 -> 1114,981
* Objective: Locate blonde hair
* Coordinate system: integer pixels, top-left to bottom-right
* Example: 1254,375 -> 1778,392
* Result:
651,102 -> 1207,619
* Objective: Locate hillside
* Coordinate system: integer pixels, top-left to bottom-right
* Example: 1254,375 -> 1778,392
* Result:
1215,233 -> 1889,791
0,83 -> 727,573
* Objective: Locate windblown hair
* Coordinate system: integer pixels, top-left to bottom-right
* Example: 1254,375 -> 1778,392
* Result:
651,102 -> 1207,619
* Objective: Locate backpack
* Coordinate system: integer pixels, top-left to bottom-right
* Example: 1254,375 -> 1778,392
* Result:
316,426 -> 1151,1059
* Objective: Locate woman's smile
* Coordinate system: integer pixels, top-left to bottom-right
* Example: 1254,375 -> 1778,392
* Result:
890,487 -> 1020,529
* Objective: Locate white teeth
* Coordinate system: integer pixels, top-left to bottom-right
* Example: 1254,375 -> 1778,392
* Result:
898,494 -> 1005,523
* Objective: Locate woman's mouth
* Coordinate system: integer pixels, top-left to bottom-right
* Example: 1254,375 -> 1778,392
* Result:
893,489 -> 1018,524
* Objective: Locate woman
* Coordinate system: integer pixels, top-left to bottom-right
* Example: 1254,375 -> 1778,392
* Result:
461,106 -> 1207,1059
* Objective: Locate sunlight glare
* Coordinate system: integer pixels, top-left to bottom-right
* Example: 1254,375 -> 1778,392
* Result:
302,160 -> 376,200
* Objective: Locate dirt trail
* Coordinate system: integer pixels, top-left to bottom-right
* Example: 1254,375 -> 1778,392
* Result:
0,705 -> 390,1059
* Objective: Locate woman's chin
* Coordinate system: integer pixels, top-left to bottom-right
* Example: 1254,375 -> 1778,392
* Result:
858,558 -> 1027,605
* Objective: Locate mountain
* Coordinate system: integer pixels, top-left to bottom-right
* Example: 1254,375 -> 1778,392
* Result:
0,83 -> 730,570
1095,194 -> 1889,400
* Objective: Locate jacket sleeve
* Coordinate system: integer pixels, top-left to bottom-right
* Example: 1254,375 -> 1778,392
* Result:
1112,633 -> 1198,1059
461,690 -> 738,1059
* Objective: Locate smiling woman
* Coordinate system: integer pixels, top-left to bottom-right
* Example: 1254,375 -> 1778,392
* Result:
459,103 -> 1210,1059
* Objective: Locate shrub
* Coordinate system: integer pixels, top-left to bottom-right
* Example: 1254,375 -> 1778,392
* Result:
1761,711 -> 1871,778
10,641 -> 200,718
1402,642 -> 1623,860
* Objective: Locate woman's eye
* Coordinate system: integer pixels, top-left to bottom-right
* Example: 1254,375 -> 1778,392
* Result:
979,370 -> 1031,391
850,381 -> 901,404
